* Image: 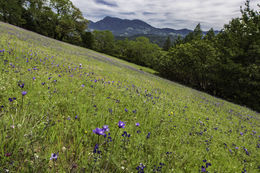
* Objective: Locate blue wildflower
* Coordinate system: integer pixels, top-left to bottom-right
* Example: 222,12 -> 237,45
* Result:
22,91 -> 27,96
136,163 -> 145,173
118,121 -> 125,128
102,125 -> 109,132
201,166 -> 206,172
18,83 -> 24,88
93,128 -> 105,136
50,153 -> 58,161
93,144 -> 101,154
146,132 -> 151,139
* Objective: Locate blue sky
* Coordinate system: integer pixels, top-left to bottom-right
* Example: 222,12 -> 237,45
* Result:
71,0 -> 259,30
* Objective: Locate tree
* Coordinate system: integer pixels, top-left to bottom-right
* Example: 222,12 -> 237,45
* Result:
163,36 -> 171,51
183,23 -> 203,43
81,32 -> 94,49
50,0 -> 88,43
0,0 -> 26,26
92,30 -> 115,54
159,39 -> 218,88
213,0 -> 260,110
204,28 -> 215,41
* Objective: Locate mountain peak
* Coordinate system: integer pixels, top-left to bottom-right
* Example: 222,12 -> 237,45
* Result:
88,16 -> 192,37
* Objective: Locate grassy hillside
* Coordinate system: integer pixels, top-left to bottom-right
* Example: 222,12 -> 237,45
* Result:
0,22 -> 259,172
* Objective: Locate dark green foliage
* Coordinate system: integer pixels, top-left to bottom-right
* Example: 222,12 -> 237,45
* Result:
204,28 -> 215,41
0,0 -> 87,45
159,40 -> 218,89
81,32 -> 94,49
212,0 -> 260,110
182,23 -> 203,43
0,0 -> 26,26
157,1 -> 260,111
92,30 -> 116,55
163,36 -> 171,51
91,32 -> 161,68
116,34 -> 178,48
120,37 -> 161,67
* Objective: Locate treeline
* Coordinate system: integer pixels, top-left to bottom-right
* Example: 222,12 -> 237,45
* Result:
85,1 -> 259,111
158,1 -> 260,111
1,0 -> 259,111
0,0 -> 88,45
85,30 -> 161,67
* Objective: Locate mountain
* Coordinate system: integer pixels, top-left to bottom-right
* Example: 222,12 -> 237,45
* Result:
88,16 -> 192,37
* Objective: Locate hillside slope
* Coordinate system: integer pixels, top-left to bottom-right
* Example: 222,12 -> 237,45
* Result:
0,22 -> 259,172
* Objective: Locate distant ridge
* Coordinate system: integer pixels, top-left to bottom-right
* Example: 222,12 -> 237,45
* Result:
88,16 -> 192,37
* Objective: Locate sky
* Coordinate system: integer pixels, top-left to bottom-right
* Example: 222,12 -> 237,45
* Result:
70,0 -> 259,30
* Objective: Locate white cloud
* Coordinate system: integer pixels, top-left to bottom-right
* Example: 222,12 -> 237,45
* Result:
71,0 -> 259,30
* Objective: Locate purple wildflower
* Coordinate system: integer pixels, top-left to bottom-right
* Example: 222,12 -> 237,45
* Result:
201,166 -> 206,172
136,163 -> 145,173
118,121 -> 125,128
206,163 -> 212,168
93,128 -> 105,136
136,122 -> 140,127
50,153 -> 58,161
146,132 -> 151,139
18,83 -> 24,88
5,153 -> 11,157
22,91 -> 27,96
122,131 -> 131,137
102,125 -> 109,132
93,144 -> 101,154
125,108 -> 128,112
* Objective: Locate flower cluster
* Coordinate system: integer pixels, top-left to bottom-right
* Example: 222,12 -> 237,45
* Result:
153,162 -> 165,172
93,125 -> 109,136
118,121 -> 125,128
136,163 -> 146,173
201,159 -> 211,172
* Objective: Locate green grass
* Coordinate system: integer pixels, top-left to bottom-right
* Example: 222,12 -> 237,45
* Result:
0,22 -> 259,173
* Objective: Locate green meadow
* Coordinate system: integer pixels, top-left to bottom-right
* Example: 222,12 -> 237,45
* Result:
0,22 -> 259,172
